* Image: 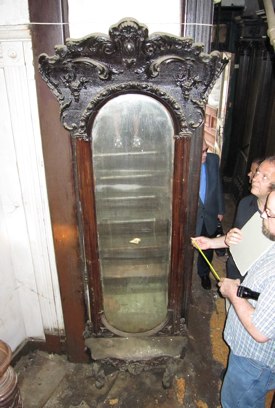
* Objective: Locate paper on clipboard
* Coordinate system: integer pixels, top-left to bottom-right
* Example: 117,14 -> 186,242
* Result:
230,211 -> 273,276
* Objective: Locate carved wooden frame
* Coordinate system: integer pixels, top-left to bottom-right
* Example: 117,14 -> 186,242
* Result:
39,18 -> 226,339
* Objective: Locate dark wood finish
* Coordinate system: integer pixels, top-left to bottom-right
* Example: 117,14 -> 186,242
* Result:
169,137 -> 191,325
11,335 -> 66,368
28,0 -> 89,362
228,25 -> 275,200
212,4 -> 242,53
38,17 -> 226,356
75,140 -> 103,333
265,91 -> 275,154
215,7 -> 275,200
182,127 -> 204,321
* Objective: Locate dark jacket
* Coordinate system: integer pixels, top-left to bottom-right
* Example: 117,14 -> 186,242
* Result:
233,194 -> 259,229
226,194 -> 259,280
196,153 -> 225,236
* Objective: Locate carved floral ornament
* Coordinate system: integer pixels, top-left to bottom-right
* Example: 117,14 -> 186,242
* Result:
38,18 -> 227,141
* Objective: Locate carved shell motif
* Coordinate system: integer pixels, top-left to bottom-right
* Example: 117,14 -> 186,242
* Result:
38,18 -> 227,140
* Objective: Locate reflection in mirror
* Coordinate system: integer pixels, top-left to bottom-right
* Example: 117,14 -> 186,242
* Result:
92,94 -> 174,333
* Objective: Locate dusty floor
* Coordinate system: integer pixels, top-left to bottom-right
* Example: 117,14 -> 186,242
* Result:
13,194 -> 274,407
14,268 -> 229,408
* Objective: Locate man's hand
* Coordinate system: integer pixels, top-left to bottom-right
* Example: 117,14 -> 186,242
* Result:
191,236 -> 212,250
224,228 -> 243,247
191,234 -> 228,250
218,278 -> 269,343
218,278 -> 240,301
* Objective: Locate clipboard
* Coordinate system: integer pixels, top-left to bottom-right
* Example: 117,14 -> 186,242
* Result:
229,211 -> 273,276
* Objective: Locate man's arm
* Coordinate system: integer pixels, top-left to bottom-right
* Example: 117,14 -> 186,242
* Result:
192,227 -> 243,249
191,235 -> 227,249
218,278 -> 269,343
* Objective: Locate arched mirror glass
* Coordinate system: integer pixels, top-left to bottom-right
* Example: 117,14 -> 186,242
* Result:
92,94 -> 174,333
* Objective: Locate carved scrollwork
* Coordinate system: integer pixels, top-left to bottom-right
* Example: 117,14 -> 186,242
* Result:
83,310 -> 186,339
93,356 -> 182,376
109,18 -> 148,68
83,309 -> 186,339
77,82 -> 190,140
83,318 -> 115,339
39,17 -> 226,140
61,71 -> 88,102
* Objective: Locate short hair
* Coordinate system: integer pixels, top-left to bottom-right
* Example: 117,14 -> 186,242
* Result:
264,156 -> 275,165
261,158 -> 275,193
251,157 -> 263,166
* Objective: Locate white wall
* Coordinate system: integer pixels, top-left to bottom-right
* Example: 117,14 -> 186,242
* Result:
0,0 -> 29,25
68,0 -> 182,38
0,1 -> 64,352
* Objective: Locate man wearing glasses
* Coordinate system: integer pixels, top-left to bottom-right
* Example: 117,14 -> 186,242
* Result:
194,156 -> 275,280
225,156 -> 275,280
192,160 -> 275,406
217,189 -> 275,407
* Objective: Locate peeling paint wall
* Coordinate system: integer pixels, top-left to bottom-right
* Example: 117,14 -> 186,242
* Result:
0,1 -> 64,351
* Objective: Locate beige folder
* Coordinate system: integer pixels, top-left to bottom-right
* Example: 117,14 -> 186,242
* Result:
229,212 -> 273,276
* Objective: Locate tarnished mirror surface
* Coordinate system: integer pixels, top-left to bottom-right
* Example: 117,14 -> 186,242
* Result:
92,94 -> 174,333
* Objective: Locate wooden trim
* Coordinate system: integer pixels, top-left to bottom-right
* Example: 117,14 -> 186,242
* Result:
169,136 -> 191,326
11,335 -> 66,366
75,139 -> 103,333
28,0 -> 89,362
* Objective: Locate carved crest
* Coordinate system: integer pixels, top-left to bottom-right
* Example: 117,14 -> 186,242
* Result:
39,17 -> 227,140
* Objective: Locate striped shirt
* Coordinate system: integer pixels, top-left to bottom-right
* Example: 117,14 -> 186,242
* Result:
224,244 -> 275,370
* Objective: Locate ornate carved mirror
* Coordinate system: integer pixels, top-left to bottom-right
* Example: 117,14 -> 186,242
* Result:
92,93 -> 174,334
39,18 -> 226,366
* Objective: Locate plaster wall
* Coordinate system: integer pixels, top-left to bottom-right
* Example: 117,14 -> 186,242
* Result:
0,0 -> 64,351
68,0 -> 182,38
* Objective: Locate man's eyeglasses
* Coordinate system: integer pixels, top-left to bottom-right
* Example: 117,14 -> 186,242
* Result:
262,208 -> 275,219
